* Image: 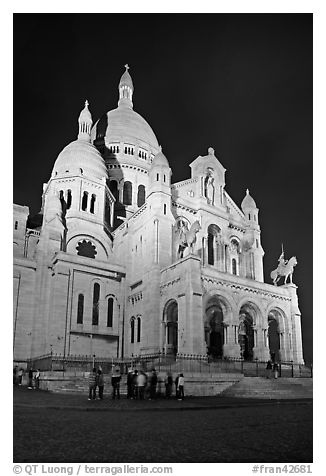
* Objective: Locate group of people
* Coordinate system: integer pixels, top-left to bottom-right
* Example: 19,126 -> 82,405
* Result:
13,366 -> 41,389
13,366 -> 24,386
88,367 -> 106,400
266,360 -> 279,379
88,367 -> 185,401
127,369 -> 185,401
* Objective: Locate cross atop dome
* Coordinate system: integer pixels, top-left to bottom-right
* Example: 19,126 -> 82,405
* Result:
124,64 -> 130,71
85,99 -> 89,107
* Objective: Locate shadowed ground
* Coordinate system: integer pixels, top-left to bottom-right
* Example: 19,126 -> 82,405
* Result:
13,387 -> 312,463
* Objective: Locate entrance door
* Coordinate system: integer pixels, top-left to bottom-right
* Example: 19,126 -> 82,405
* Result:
165,301 -> 178,356
205,299 -> 224,358
268,316 -> 280,361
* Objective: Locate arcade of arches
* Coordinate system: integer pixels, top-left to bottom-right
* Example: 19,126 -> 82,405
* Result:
203,296 -> 285,361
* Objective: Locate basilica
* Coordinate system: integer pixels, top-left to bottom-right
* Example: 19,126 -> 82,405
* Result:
13,66 -> 304,365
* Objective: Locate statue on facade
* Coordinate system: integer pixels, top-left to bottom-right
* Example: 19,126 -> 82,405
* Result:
270,249 -> 297,286
177,220 -> 201,259
204,168 -> 215,205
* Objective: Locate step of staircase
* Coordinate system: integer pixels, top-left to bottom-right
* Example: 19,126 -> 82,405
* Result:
220,377 -> 313,399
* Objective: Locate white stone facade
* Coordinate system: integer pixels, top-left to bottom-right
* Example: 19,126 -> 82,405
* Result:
13,67 -> 304,365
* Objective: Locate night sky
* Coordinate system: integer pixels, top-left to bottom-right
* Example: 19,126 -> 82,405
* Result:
13,14 -> 312,364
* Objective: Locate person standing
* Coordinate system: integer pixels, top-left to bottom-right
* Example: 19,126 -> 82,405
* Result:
165,372 -> 173,398
28,368 -> 34,389
35,369 -> 40,390
97,369 -> 104,400
127,369 -> 133,399
175,374 -> 179,399
149,369 -> 157,400
266,360 -> 273,379
111,368 -> 121,399
132,370 -> 139,399
13,366 -> 18,385
177,373 -> 185,400
273,362 -> 279,379
88,368 -> 97,400
137,371 -> 147,400
18,368 -> 23,386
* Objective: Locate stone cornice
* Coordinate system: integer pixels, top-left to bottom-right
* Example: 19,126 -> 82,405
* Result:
201,275 -> 292,302
171,177 -> 198,189
51,252 -> 125,277
172,201 -> 197,214
160,277 -> 181,291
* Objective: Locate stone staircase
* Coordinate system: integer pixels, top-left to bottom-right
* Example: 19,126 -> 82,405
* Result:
220,376 -> 313,399
38,371 -> 243,397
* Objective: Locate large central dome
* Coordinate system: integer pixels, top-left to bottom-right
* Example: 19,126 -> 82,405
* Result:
93,107 -> 159,151
91,65 -> 160,155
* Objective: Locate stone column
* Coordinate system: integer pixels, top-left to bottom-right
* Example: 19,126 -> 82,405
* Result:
223,323 -> 241,358
253,326 -> 270,361
284,284 -> 304,364
202,237 -> 207,266
224,245 -> 229,273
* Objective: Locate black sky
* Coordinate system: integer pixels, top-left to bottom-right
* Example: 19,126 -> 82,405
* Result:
13,13 -> 312,364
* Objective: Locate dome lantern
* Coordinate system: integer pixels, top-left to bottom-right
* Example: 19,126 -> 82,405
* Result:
78,100 -> 93,142
118,64 -> 134,109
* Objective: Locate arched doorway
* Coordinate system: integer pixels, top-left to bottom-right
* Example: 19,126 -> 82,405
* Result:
205,297 -> 224,358
238,304 -> 257,361
268,310 -> 281,362
164,300 -> 178,356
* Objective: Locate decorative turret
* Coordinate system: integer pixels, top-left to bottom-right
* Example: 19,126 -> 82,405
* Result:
118,64 -> 134,109
78,100 -> 92,141
148,147 -> 172,195
241,189 -> 258,224
241,189 -> 264,282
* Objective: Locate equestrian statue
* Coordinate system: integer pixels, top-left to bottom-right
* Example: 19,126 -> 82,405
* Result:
177,220 -> 201,259
270,247 -> 297,286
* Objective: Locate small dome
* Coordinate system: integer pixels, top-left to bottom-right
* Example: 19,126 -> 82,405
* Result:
53,140 -> 108,180
151,149 -> 169,168
241,189 -> 257,210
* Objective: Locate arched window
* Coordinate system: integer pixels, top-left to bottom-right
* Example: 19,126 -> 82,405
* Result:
137,316 -> 141,343
123,181 -> 132,205
92,283 -> 100,325
109,180 -> 119,201
14,221 -> 18,230
82,191 -> 88,211
156,173 -> 159,181
130,318 -> 135,344
137,185 -> 146,207
232,258 -> 237,275
207,233 -> 214,265
77,294 -> 84,324
163,204 -> 167,215
107,297 -> 114,327
66,190 -> 72,209
163,174 -> 166,183
90,194 -> 96,214
207,224 -> 221,266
